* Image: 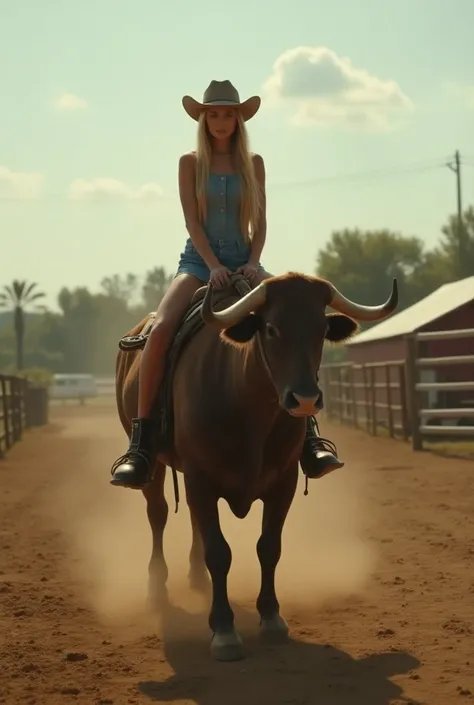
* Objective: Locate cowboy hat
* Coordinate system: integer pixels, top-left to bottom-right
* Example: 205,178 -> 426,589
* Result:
182,80 -> 261,122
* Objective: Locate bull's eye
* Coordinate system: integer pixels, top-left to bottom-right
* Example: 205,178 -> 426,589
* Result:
265,322 -> 278,339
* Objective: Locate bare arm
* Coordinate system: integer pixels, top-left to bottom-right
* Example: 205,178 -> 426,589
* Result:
178,153 -> 222,271
248,153 -> 267,266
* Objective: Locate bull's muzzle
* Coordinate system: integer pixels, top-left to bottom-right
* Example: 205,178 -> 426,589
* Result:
282,387 -> 324,416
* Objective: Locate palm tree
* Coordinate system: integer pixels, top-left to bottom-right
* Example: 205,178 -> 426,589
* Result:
0,280 -> 46,370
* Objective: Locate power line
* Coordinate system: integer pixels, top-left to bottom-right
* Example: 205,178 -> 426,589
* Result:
0,153 -> 468,202
267,156 -> 449,190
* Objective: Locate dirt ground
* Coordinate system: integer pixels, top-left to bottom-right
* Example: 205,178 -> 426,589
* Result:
0,399 -> 473,705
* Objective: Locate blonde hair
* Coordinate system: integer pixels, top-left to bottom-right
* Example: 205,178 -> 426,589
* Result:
195,111 -> 262,244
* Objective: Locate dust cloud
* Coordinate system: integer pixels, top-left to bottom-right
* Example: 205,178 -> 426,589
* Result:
47,406 -> 377,632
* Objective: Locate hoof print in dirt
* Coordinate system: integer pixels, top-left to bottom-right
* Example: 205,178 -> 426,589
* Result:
65,651 -> 88,662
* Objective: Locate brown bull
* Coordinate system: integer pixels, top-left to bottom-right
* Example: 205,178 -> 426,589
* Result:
114,271 -> 398,661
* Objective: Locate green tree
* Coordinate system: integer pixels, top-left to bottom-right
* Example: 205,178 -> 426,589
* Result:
316,229 -> 428,313
46,284 -> 139,374
140,266 -> 173,314
407,249 -> 452,303
56,287 -> 101,372
0,280 -> 46,370
1,265 -> 174,376
436,206 -> 474,280
397,205 -> 474,300
0,323 -> 15,371
93,291 -> 137,373
100,273 -> 139,304
36,312 -> 67,370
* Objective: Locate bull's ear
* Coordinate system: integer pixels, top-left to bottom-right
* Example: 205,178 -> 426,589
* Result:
220,314 -> 262,347
325,313 -> 359,343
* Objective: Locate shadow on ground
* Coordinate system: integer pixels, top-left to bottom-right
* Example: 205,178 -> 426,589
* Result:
137,600 -> 420,705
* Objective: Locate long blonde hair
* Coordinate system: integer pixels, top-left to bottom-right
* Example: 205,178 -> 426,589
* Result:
195,111 -> 262,244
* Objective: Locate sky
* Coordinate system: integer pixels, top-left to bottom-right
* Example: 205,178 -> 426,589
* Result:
1,0 -> 474,310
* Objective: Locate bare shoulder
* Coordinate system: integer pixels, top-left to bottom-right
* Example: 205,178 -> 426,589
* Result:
178,151 -> 197,172
251,153 -> 265,184
251,152 -> 265,168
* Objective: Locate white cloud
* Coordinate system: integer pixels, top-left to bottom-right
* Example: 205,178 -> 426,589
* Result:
68,178 -> 163,202
262,46 -> 413,130
56,92 -> 88,110
0,165 -> 43,200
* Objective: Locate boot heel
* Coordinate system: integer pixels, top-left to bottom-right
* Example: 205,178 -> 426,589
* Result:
110,418 -> 155,488
299,416 -> 344,479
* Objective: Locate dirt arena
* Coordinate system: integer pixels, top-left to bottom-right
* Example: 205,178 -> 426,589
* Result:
0,400 -> 473,705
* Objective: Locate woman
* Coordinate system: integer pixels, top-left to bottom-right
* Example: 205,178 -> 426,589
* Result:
110,79 -> 343,490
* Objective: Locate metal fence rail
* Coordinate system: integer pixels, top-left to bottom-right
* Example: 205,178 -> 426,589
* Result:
406,328 -> 474,450
320,359 -> 408,441
321,327 -> 474,451
0,375 -> 29,457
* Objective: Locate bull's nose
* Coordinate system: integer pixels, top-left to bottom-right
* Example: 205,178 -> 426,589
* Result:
293,392 -> 322,414
282,389 -> 323,414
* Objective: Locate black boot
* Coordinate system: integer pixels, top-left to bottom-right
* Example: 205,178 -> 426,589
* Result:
299,416 -> 344,479
110,417 -> 156,489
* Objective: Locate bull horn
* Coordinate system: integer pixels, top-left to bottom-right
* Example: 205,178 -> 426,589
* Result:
201,282 -> 267,329
328,277 -> 398,322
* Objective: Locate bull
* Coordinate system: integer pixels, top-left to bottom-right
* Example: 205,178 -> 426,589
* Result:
114,272 -> 398,661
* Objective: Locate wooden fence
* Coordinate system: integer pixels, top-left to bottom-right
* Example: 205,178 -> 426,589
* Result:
320,359 -> 409,441
321,327 -> 474,451
0,374 -> 48,457
406,327 -> 474,450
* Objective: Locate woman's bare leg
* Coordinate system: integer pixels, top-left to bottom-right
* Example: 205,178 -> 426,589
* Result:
111,273 -> 203,489
254,269 -> 273,284
137,273 -> 203,418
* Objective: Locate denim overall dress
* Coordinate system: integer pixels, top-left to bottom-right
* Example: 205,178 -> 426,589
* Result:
176,172 -> 264,282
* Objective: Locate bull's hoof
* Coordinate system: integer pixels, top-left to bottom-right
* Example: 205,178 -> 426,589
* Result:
211,629 -> 244,661
259,614 -> 289,644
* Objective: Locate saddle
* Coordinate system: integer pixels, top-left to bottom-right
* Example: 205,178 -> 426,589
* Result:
117,273 -> 253,453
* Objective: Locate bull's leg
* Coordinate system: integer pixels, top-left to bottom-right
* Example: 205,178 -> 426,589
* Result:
188,506 -> 211,596
185,471 -> 243,662
256,463 -> 298,644
143,461 -> 169,611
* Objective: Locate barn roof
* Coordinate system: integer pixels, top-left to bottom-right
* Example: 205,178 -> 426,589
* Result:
346,275 -> 474,346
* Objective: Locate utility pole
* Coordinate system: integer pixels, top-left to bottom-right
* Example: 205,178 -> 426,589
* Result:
446,150 -> 466,276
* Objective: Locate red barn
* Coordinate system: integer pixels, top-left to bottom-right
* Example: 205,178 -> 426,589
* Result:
345,276 -> 474,424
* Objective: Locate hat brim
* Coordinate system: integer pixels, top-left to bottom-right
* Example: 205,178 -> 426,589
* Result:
182,95 -> 261,122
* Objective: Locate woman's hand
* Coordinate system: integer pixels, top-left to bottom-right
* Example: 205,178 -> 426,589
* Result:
237,263 -> 258,281
209,266 -> 232,289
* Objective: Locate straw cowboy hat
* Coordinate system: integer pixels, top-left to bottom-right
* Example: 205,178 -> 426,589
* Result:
182,80 -> 261,122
